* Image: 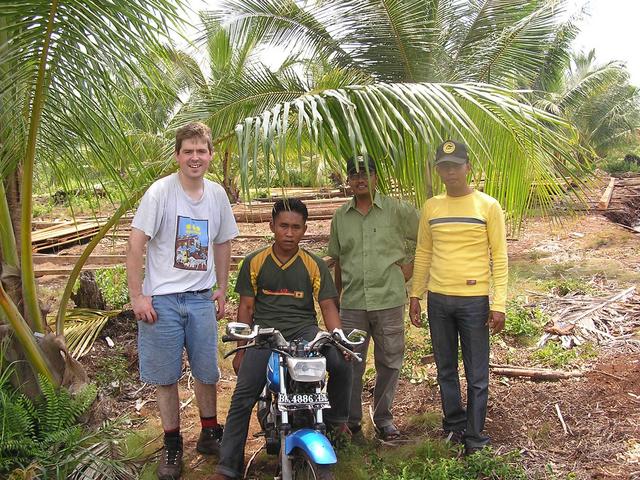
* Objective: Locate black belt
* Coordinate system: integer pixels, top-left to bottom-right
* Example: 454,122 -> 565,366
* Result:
187,289 -> 211,294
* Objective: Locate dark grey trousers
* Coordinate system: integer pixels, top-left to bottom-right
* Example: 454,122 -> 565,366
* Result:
215,325 -> 352,478
427,292 -> 490,449
340,306 -> 405,429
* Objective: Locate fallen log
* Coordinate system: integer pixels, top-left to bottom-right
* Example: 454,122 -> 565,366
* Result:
597,177 -> 615,210
489,364 -> 584,380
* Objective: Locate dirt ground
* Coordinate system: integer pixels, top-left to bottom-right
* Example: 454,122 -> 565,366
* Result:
38,207 -> 640,479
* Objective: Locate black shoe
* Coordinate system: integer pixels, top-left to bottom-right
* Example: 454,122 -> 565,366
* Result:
374,423 -> 401,441
444,430 -> 465,445
326,423 -> 352,449
348,424 -> 362,435
348,424 -> 367,445
464,444 -> 489,456
157,435 -> 183,479
196,424 -> 224,455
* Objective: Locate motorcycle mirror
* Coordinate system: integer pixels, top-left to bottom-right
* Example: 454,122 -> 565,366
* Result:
227,322 -> 253,337
346,328 -> 367,344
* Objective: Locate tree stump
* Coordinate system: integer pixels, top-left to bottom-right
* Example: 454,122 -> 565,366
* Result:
71,271 -> 106,310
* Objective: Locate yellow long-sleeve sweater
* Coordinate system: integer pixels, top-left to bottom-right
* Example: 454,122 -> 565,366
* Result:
410,190 -> 508,313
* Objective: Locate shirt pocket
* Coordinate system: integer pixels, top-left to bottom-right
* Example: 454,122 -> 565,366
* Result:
372,225 -> 396,250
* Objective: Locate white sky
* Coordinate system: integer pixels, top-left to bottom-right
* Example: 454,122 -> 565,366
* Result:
572,0 -> 640,86
181,0 -> 640,87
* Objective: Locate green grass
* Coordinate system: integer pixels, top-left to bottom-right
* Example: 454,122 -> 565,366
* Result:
532,341 -> 598,368
94,345 -> 130,394
335,440 -> 528,480
405,411 -> 441,431
402,322 -> 435,385
32,198 -> 55,218
226,269 -> 241,304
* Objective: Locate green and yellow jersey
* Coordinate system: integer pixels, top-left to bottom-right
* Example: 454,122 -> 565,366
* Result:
234,246 -> 338,338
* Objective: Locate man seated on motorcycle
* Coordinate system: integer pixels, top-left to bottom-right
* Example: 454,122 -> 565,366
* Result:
212,198 -> 353,480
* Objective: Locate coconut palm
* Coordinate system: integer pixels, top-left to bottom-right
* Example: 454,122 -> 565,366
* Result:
541,50 -> 640,158
206,0 -> 574,86
205,0 -> 591,216
0,3 -> 378,392
0,1 -> 185,388
174,13 -> 373,192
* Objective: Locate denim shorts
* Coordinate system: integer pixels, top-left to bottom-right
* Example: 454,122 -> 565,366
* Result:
137,291 -> 219,385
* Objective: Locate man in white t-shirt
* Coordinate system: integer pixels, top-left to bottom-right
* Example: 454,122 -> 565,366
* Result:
127,122 -> 239,480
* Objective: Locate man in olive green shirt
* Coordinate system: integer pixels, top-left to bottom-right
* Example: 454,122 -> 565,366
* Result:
328,156 -> 419,440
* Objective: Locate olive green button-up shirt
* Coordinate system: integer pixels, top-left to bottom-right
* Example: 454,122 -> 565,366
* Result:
328,192 -> 419,311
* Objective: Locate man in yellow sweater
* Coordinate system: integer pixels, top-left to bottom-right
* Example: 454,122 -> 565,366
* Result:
408,140 -> 507,455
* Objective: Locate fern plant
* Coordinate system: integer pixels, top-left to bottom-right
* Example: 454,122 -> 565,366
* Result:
0,364 -> 138,479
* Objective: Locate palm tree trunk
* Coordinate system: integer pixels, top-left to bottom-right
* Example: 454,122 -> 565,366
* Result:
0,282 -> 55,384
0,181 -> 18,268
20,0 -> 60,334
222,148 -> 239,202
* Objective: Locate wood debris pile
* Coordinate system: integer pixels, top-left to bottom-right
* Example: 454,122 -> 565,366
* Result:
598,174 -> 640,231
32,219 -> 105,253
537,286 -> 640,352
232,197 -> 349,223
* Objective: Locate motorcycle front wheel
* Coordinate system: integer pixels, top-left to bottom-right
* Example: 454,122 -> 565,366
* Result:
290,450 -> 335,480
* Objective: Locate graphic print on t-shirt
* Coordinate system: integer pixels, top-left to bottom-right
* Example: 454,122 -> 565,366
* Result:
174,216 -> 209,271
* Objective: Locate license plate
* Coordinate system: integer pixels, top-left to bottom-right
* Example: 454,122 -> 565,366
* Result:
277,392 -> 329,410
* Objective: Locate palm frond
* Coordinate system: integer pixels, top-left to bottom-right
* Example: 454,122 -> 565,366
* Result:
62,309 -> 121,359
459,1 -> 566,86
528,17 -> 579,93
202,0 -> 355,70
234,81 -> 589,228
559,61 -> 629,112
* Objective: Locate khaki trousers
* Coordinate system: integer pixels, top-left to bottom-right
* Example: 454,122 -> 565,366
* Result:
340,305 -> 405,428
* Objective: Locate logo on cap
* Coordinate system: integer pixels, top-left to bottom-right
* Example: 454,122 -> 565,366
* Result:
443,141 -> 456,154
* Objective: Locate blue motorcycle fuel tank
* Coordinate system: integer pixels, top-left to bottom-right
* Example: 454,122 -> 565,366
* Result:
266,352 -> 280,392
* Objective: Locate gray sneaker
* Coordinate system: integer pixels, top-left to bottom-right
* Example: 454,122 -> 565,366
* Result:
196,424 -> 223,455
157,435 -> 183,480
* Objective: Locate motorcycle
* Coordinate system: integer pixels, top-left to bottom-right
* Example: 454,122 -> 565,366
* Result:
222,322 -> 366,480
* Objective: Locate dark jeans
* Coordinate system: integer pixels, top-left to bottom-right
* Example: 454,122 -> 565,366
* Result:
427,292 -> 490,449
216,325 -> 352,478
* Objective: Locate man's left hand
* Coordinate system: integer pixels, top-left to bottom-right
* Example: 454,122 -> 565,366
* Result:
212,288 -> 226,320
487,310 -> 505,334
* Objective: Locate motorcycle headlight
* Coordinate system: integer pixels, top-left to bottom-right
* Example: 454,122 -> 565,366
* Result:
286,357 -> 326,382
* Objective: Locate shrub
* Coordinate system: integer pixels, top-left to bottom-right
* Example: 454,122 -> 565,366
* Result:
533,341 -> 598,368
0,362 -> 140,478
541,277 -> 594,296
95,265 -> 129,309
503,298 -> 548,339
599,156 -> 640,175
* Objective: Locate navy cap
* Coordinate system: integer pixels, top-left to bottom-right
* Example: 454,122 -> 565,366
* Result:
346,155 -> 376,174
435,140 -> 469,165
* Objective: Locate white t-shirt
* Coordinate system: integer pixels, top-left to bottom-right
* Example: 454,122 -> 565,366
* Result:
132,173 -> 239,296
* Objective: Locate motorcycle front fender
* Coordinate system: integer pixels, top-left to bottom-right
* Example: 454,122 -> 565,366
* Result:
284,428 -> 337,465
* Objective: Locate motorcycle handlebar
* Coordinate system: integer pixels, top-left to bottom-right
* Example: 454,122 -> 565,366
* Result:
223,325 -> 362,361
